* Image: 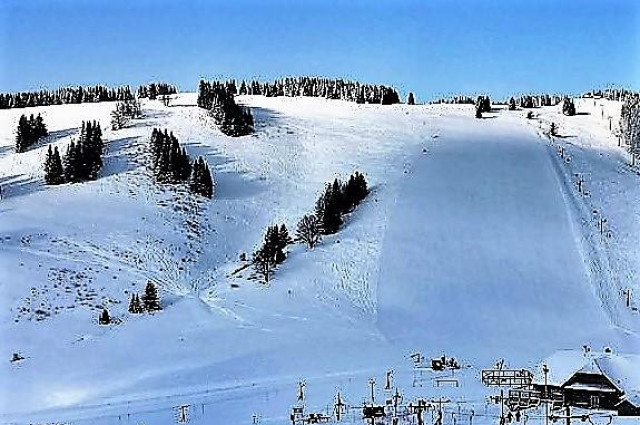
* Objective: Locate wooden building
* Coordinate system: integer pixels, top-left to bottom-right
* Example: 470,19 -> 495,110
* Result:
536,352 -> 640,417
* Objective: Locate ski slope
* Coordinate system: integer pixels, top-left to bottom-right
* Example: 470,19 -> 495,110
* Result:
378,111 -> 617,361
0,94 -> 638,424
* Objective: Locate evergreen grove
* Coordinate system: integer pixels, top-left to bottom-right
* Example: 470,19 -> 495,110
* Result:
237,76 -> 401,105
197,80 -> 254,137
16,113 -> 48,153
44,120 -> 104,185
136,83 -> 178,100
150,128 -> 214,198
126,281 -> 162,315
1,85 -> 134,109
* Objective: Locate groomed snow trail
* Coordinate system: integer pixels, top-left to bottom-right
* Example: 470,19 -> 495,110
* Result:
377,110 -> 619,364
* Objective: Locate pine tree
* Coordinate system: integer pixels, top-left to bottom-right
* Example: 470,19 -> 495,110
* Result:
562,97 -> 576,116
407,92 -> 415,105
482,96 -> 491,113
44,145 -> 65,185
141,281 -> 162,311
111,106 -> 128,130
253,223 -> 292,281
148,83 -> 158,100
99,308 -> 110,325
509,97 -> 516,111
253,244 -> 276,284
279,224 -> 292,247
331,178 -> 345,215
63,141 -> 79,182
315,183 -> 343,235
351,171 -> 368,204
189,156 -> 214,198
15,115 -> 29,153
35,114 -> 47,139
265,225 -> 286,264
128,293 -> 143,314
200,160 -> 213,198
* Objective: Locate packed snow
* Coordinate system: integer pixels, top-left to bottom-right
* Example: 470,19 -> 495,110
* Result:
0,94 -> 638,424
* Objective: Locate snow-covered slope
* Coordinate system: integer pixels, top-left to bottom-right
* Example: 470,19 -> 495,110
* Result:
0,95 -> 638,424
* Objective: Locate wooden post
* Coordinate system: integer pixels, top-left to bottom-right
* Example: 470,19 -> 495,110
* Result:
623,289 -> 632,307
543,364 -> 550,425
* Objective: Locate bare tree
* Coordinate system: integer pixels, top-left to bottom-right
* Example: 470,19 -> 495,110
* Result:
296,214 -> 322,249
160,94 -> 171,107
110,107 -> 129,130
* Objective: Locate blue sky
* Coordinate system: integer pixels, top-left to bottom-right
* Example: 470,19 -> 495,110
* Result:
0,0 -> 638,101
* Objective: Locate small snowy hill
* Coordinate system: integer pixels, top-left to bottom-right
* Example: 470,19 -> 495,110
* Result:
0,94 -> 638,424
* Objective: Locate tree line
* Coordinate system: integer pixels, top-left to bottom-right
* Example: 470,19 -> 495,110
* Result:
429,96 -> 477,105
150,128 -> 214,198
515,94 -> 562,109
582,88 -> 638,102
15,114 -> 48,152
237,76 -> 401,105
432,94 -> 563,109
1,85 -> 134,109
252,172 -> 369,283
136,83 -> 178,100
197,80 -> 254,137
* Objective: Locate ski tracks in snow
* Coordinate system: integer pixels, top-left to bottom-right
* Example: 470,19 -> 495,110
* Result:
534,122 -> 638,335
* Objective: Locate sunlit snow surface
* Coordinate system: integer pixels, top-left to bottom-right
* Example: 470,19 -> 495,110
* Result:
0,95 -> 638,424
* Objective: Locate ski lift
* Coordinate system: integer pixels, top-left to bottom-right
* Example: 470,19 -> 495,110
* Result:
362,404 -> 386,419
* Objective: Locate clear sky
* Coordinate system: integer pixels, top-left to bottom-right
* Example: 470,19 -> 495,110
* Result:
0,0 -> 638,101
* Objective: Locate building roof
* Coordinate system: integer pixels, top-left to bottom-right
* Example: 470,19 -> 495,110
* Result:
537,350 -> 640,405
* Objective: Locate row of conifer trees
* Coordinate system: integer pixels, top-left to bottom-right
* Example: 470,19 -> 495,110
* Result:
583,88 -> 637,102
149,128 -> 214,198
15,114 -> 48,152
433,94 -> 563,109
1,85 -> 134,109
237,76 -> 401,105
252,172 -> 369,283
312,171 -> 369,235
515,95 -> 562,109
136,83 -> 178,100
